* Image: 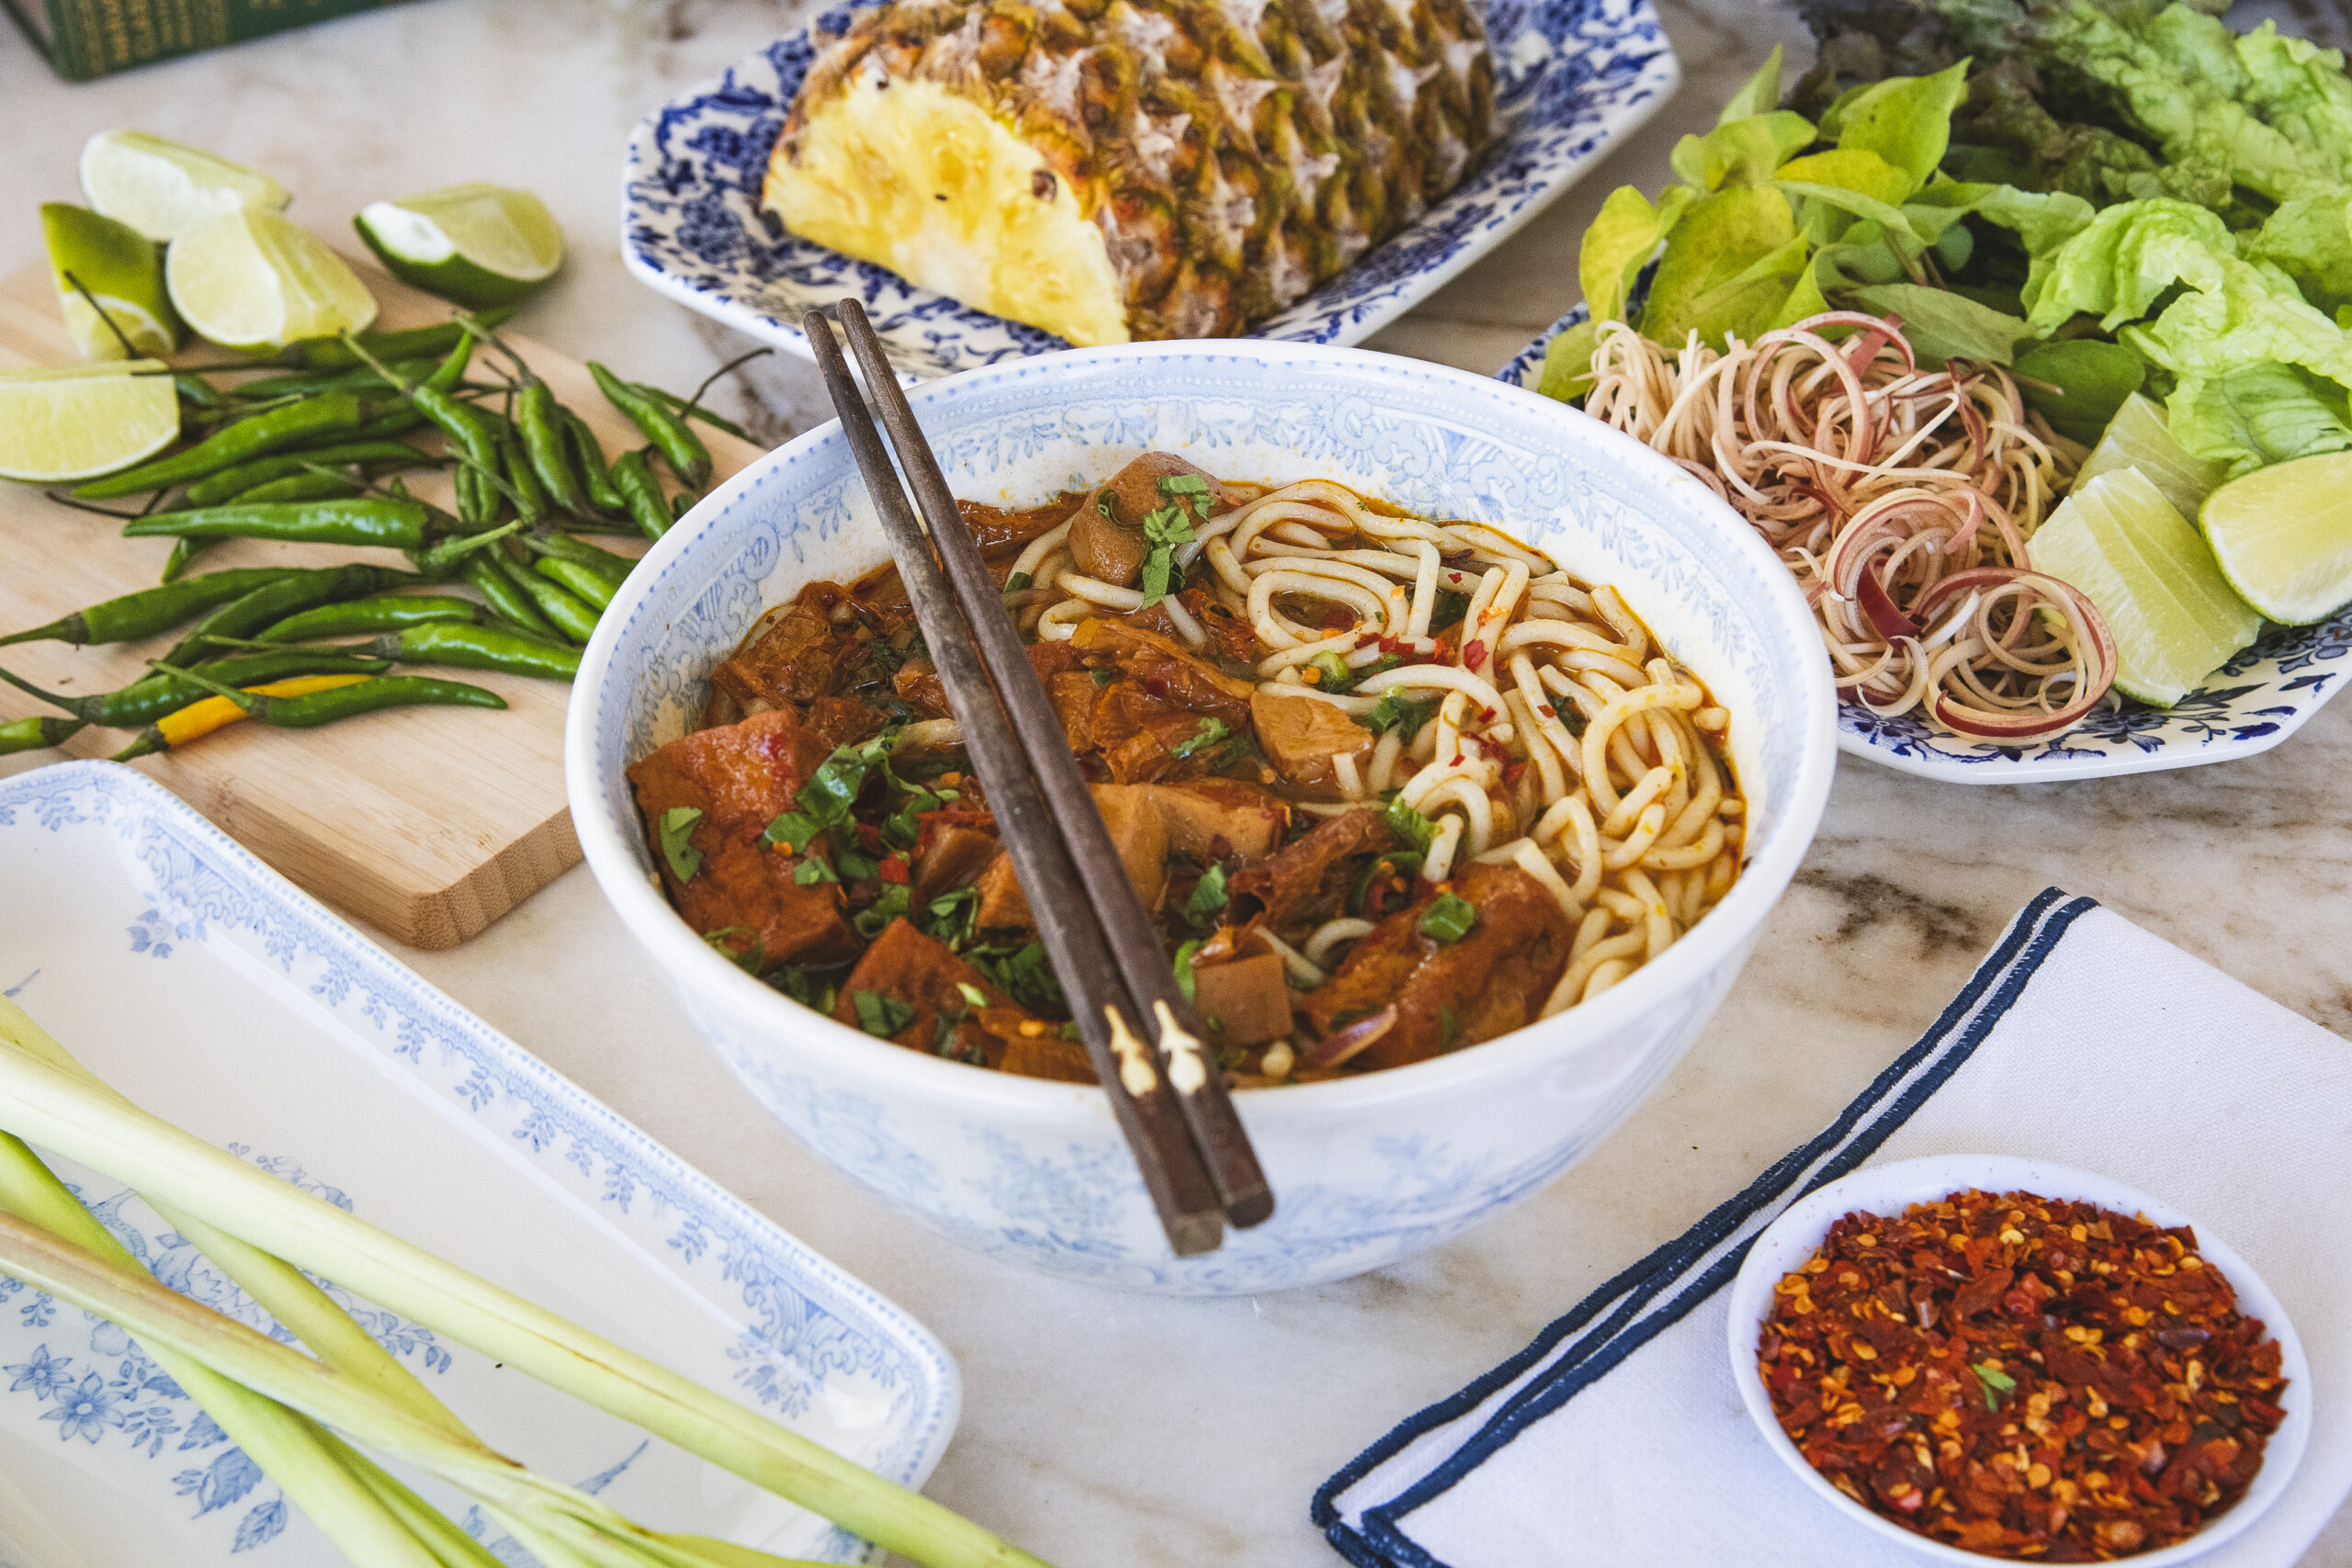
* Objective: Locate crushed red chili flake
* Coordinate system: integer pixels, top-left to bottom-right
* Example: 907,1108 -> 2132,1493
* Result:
1758,1189 -> 2287,1562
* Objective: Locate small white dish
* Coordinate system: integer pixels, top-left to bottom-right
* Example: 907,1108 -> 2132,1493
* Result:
0,761 -> 956,1566
620,0 -> 1680,381
1725,1154 -> 2311,1567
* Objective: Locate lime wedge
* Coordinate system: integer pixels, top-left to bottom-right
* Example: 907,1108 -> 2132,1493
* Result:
354,184 -> 564,308
0,361 -> 179,483
79,130 -> 288,243
165,209 -> 379,351
2031,468 -> 2259,705
2074,392 -> 2229,525
2200,451 -> 2352,625
41,203 -> 184,360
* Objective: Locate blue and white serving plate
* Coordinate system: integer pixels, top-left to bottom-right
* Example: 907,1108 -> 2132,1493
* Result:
1501,309 -> 2352,784
622,0 -> 1680,382
0,761 -> 955,1566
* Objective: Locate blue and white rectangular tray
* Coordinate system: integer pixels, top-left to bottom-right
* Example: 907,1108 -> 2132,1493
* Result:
0,761 -> 955,1566
1500,310 -> 2352,784
623,0 -> 1679,381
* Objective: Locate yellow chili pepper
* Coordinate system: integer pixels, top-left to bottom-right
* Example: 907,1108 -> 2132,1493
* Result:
113,674 -> 373,761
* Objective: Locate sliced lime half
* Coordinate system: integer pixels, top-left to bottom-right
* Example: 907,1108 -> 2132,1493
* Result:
0,361 -> 179,483
80,130 -> 288,243
2200,451 -> 2352,625
2031,468 -> 2259,705
41,203 -> 184,360
354,184 -> 565,308
2073,392 -> 2229,526
165,209 -> 379,351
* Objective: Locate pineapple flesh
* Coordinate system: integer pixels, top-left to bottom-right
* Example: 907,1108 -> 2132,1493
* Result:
765,0 -> 1503,346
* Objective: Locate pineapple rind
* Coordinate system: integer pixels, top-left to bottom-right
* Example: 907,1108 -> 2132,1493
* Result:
768,0 -> 1502,344
766,75 -> 1131,347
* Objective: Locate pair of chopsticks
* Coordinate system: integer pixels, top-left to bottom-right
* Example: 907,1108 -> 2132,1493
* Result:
802,301 -> 1272,1257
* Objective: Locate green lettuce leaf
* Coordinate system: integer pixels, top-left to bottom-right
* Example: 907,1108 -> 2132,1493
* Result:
2168,362 -> 2352,479
1536,317 -> 1602,403
2245,196 -> 2352,319
2025,197 -> 2236,333
1970,185 -> 2098,316
1828,59 -> 1972,194
1639,186 -> 1807,348
1579,184 -> 1680,327
1850,282 -> 2034,365
1672,112 -> 1817,192
1717,43 -> 1787,126
2013,339 -> 2147,442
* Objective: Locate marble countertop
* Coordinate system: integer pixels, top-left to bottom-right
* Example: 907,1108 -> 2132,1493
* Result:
6,1 -> 2350,1562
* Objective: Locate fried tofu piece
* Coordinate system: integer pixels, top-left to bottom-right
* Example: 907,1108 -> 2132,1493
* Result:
972,783 -> 1170,931
830,918 -> 1023,1066
1251,687 -> 1374,800
1191,952 -> 1293,1048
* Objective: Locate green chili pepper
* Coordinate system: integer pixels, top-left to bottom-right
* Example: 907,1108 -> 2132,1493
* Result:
123,499 -> 434,550
0,649 -> 392,728
183,442 -> 436,508
565,411 -> 624,513
159,563 -> 409,668
640,383 -> 752,442
225,471 -> 361,506
589,362 -> 710,490
279,310 -> 511,371
0,569 -> 301,649
232,358 -> 438,401
461,556 -> 558,640
339,333 -> 502,471
502,436 -> 549,526
609,446 -> 670,540
514,381 -> 592,515
0,716 -> 85,756
114,666 -> 506,760
495,553 -> 599,642
1347,852 -> 1425,918
161,537 -> 215,584
256,595 -> 488,643
1419,892 -> 1477,944
523,528 -> 636,587
410,519 -> 522,580
347,622 -> 582,680
74,390 -> 388,499
671,491 -> 695,523
175,374 -> 229,411
340,406 -> 427,443
533,556 -> 615,611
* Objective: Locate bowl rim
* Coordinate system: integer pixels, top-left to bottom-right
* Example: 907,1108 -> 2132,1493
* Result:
1723,1153 -> 2312,1568
564,338 -> 1838,1124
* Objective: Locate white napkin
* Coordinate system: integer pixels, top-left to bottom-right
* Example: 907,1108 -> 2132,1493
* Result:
1317,891 -> 2352,1568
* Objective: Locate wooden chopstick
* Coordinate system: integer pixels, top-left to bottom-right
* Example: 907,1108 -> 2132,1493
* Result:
831,300 -> 1275,1230
801,308 -> 1228,1257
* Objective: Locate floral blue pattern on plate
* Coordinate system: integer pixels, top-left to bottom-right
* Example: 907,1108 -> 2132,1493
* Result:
0,761 -> 956,1565
621,0 -> 1681,382
1499,307 -> 2352,783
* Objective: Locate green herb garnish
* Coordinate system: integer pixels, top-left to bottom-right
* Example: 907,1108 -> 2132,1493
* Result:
793,856 -> 839,886
852,990 -> 915,1039
852,884 -> 910,939
955,981 -> 990,1012
659,807 -> 705,883
1172,938 -> 1203,1005
920,886 -> 979,950
1385,795 -> 1438,852
1419,892 -> 1477,944
1310,650 -> 1355,691
1973,1362 -> 2017,1411
1186,863 -> 1229,926
1169,716 -> 1230,761
970,940 -> 1066,1015
1365,691 -> 1435,738
1134,473 -> 1215,607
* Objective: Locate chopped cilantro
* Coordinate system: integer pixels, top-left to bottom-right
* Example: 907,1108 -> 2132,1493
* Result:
834,845 -> 879,882
919,886 -> 979,950
1186,863 -> 1230,926
762,733 -> 898,852
1973,1362 -> 2017,1410
1439,1004 -> 1462,1051
1172,938 -> 1203,1005
1059,1021 -> 1083,1041
700,925 -> 762,973
1385,795 -> 1437,852
1169,716 -> 1230,761
852,989 -> 915,1038
956,981 -> 990,1012
658,807 -> 704,883
1091,667 -> 1116,688
1419,892 -> 1477,944
1005,571 -> 1033,592
969,941 -> 1066,1015
852,884 -> 910,939
1430,587 -> 1472,629
773,964 -> 841,1012
1133,473 -> 1214,608
1347,851 -> 1423,916
932,1014 -> 960,1055
1364,691 -> 1435,739
793,856 -> 839,886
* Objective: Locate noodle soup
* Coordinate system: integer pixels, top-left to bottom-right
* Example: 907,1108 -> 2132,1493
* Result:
626,457 -> 1747,1086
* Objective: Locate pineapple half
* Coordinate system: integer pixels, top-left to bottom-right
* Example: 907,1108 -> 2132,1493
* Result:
764,0 -> 1503,346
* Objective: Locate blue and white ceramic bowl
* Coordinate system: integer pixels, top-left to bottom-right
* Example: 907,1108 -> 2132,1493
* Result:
621,0 -> 1680,382
566,341 -> 1837,1294
1501,308 -> 2352,784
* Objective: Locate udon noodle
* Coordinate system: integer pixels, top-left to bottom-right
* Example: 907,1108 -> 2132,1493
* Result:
627,457 -> 1747,1084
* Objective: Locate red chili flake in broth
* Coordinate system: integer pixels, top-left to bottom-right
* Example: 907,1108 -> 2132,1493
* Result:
1464,639 -> 1489,672
1758,1189 -> 2288,1562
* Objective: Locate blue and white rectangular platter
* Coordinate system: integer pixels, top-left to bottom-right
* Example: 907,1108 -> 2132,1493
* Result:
1499,310 -> 2352,784
622,0 -> 1679,382
0,761 -> 955,1567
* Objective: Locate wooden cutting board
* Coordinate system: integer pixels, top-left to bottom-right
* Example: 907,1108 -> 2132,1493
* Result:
0,255 -> 766,948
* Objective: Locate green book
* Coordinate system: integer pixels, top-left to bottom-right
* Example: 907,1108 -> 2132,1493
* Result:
4,0 -> 409,81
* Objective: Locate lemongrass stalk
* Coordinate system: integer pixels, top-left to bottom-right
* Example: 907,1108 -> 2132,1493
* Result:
0,1005 -> 1054,1568
0,1000 -> 473,1442
321,1428 -> 506,1568
0,1134 -> 442,1568
0,1210 -> 830,1568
